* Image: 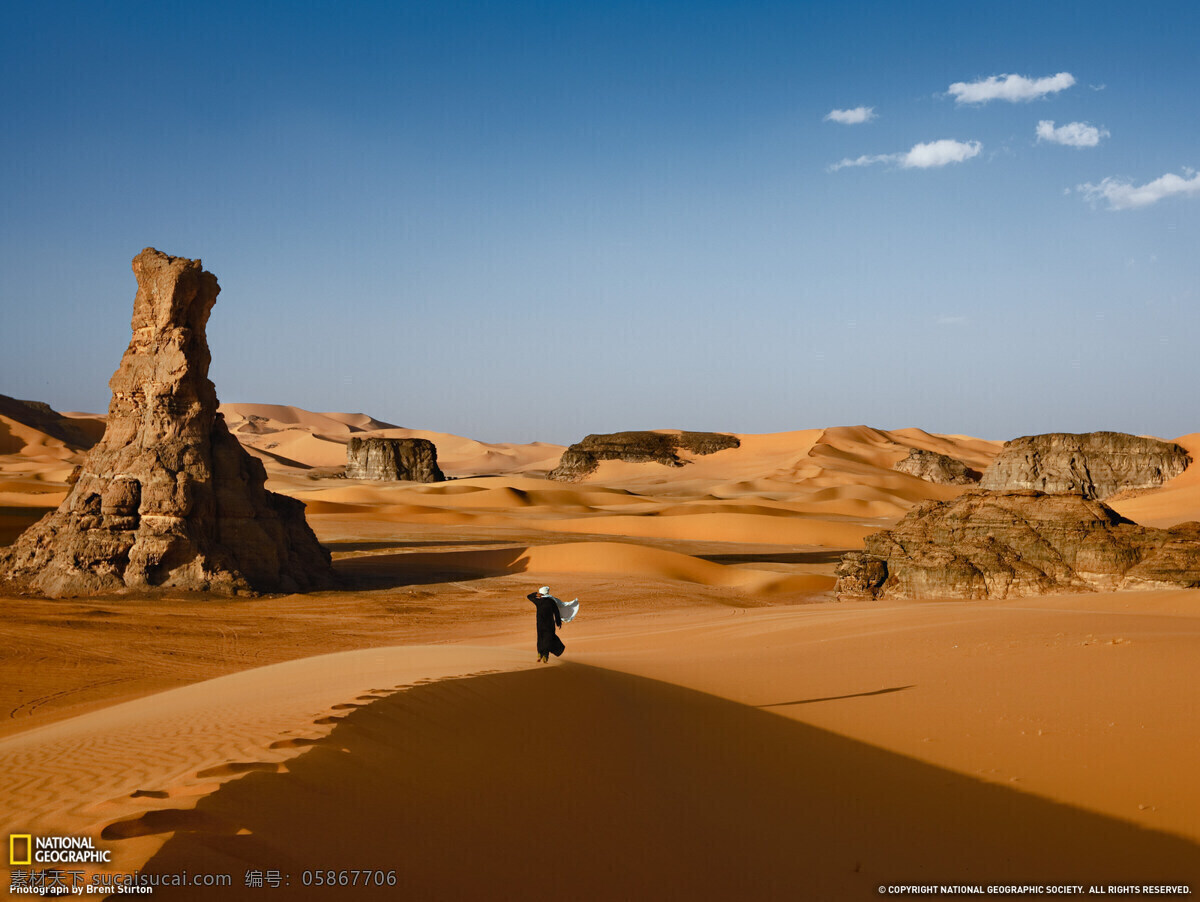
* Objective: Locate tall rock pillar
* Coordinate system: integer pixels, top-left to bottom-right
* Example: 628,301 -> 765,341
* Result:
0,248 -> 336,596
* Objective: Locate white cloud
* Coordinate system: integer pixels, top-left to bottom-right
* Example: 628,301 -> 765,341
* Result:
829,139 -> 982,172
948,72 -> 1075,104
901,139 -> 982,168
1077,169 -> 1200,210
827,153 -> 894,171
824,106 -> 876,125
1036,119 -> 1108,147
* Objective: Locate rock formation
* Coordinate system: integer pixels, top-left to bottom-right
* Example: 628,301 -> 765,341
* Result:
835,490 -> 1200,600
345,437 -> 444,482
893,448 -> 981,485
548,431 -> 741,482
0,248 -> 335,597
979,432 -> 1190,500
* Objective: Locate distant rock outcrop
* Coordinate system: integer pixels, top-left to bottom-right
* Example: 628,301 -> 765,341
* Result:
548,431 -> 741,482
835,490 -> 1200,600
346,437 -> 444,482
893,448 -> 980,485
0,394 -> 101,451
979,432 -> 1190,500
0,249 -> 335,597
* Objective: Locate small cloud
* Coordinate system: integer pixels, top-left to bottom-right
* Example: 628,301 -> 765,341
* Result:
829,139 -> 981,172
1089,83 -> 1107,91
824,106 -> 876,125
948,71 -> 1075,104
1077,169 -> 1200,210
828,153 -> 895,172
935,315 -> 968,325
901,139 -> 982,168
1036,119 -> 1109,147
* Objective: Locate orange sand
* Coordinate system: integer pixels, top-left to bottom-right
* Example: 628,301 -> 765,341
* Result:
2,406 -> 1198,898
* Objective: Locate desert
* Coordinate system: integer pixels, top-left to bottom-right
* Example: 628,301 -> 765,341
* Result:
5,5 -> 1200,899
1,250 -> 1199,899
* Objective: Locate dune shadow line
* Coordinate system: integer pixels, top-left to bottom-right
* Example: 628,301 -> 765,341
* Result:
334,547 -> 531,589
758,684 -> 915,707
698,550 -> 845,565
141,664 -> 1200,900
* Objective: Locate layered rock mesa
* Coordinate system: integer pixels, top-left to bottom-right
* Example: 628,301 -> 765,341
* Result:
893,448 -> 981,485
346,437 -> 444,482
979,432 -> 1190,500
835,490 -> 1200,600
548,431 -> 741,482
0,248 -> 335,597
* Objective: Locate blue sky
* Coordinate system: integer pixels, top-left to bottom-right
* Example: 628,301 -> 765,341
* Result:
2,1 -> 1197,443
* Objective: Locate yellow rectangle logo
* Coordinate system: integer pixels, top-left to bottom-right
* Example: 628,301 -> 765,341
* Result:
9,833 -> 32,866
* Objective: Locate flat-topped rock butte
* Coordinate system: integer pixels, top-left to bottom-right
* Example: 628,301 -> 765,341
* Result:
0,248 -> 335,596
345,436 -> 444,482
549,430 -> 741,482
980,431 -> 1191,500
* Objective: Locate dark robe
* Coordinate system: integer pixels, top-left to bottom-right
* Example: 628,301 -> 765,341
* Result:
527,593 -> 565,657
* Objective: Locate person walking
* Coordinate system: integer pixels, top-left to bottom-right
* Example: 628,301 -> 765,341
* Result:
527,586 -> 565,663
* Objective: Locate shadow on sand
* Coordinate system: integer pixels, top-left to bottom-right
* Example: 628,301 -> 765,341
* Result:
0,506 -> 49,546
137,665 -> 1200,900
325,539 -> 511,554
334,547 -> 531,589
758,685 -> 915,707
697,550 -> 846,566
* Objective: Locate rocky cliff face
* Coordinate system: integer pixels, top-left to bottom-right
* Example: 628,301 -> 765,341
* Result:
893,448 -> 981,485
345,437 -> 444,482
979,432 -> 1190,499
548,431 -> 741,482
835,490 -> 1200,600
0,249 -> 335,597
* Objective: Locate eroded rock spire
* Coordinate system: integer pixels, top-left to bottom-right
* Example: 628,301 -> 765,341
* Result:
0,248 -> 336,596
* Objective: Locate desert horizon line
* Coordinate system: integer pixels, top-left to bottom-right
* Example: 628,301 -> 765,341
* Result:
21,393 -> 1195,450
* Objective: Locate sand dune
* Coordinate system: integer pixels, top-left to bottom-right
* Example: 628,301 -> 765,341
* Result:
337,540 -> 835,597
1109,432 -> 1200,527
373,427 -> 566,475
0,415 -> 79,463
220,403 -> 394,435
569,591 -> 1200,851
2,400 -> 1199,895
0,645 -> 536,873
221,403 -> 565,477
1,402 -> 1008,556
527,511 -> 877,546
4,592 -> 1197,898
579,425 -> 999,532
141,660 -> 1199,899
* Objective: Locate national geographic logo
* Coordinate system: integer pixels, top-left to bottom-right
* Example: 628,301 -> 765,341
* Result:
10,834 -> 32,866
8,834 -> 110,864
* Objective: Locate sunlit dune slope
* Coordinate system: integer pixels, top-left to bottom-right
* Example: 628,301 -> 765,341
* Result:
1109,432 -> 1200,527
0,645 -> 536,872
220,403 -> 565,476
335,539 -> 834,597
